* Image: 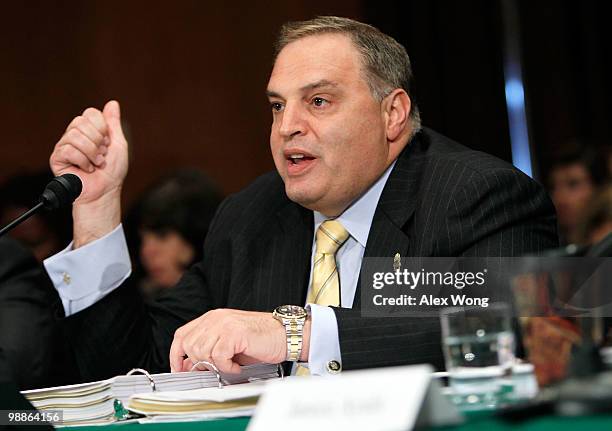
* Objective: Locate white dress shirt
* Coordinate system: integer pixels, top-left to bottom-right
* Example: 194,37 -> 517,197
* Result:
43,162 -> 394,376
43,225 -> 131,316
306,162 -> 394,375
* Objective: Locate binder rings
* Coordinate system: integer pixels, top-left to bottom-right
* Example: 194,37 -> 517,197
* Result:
21,362 -> 281,426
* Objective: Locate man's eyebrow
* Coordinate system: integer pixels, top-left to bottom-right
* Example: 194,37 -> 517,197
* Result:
300,79 -> 339,92
265,80 -> 340,99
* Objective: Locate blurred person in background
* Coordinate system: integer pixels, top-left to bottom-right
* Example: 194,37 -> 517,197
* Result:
0,171 -> 72,261
548,145 -> 608,244
526,183 -> 612,386
574,185 -> 612,354
124,169 -> 222,299
575,185 -> 612,245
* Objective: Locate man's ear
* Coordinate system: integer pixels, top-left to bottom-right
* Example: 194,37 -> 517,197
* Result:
382,89 -> 411,142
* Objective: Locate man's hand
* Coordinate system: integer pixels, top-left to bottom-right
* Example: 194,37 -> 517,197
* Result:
169,309 -> 311,374
49,100 -> 129,247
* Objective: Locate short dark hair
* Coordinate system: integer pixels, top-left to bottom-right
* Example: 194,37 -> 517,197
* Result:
126,169 -> 223,264
549,144 -> 608,186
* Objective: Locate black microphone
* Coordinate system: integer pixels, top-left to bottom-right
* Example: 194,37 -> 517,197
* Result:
0,173 -> 82,238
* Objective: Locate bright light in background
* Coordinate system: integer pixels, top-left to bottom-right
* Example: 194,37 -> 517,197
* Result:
505,78 -> 525,108
504,76 -> 532,177
501,0 -> 533,179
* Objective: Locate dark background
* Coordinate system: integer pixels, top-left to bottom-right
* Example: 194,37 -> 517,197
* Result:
1,0 -> 610,206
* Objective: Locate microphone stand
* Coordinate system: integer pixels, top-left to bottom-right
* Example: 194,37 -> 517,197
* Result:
0,202 -> 44,238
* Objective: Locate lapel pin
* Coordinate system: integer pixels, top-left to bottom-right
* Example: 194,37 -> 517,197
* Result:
393,253 -> 401,271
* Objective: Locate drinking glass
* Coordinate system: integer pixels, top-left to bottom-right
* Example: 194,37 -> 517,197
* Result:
440,303 -> 515,409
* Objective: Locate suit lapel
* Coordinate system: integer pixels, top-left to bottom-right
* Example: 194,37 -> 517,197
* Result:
354,133 -> 427,307
271,202 -> 313,307
231,199 -> 313,312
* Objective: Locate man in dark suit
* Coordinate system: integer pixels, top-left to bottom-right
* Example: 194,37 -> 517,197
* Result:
0,237 -> 77,389
46,17 -> 557,381
0,347 -> 54,430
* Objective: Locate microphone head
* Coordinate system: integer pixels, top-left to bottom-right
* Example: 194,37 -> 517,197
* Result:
40,174 -> 83,210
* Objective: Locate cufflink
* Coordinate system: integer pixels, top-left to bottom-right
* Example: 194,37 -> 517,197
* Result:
62,272 -> 71,285
326,360 -> 342,374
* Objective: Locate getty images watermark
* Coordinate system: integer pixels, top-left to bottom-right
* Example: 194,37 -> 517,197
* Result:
372,267 -> 490,308
360,257 -> 612,318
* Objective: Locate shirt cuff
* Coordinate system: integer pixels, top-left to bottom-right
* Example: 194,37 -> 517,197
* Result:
43,224 -> 131,316
305,303 -> 343,376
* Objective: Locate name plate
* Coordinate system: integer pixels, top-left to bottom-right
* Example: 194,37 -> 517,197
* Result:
248,364 -> 452,431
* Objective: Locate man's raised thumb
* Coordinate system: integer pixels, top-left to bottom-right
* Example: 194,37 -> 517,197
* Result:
102,100 -> 124,138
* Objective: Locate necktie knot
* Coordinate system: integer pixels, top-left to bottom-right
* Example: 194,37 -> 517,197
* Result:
315,220 -> 349,255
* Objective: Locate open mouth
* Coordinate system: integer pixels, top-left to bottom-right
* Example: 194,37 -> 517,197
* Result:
285,152 -> 317,175
287,154 -> 316,165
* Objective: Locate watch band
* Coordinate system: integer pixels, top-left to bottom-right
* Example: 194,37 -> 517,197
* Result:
284,318 -> 304,362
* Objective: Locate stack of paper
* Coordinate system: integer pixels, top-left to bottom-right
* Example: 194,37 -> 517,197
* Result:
128,381 -> 268,419
22,363 -> 279,426
23,380 -> 116,425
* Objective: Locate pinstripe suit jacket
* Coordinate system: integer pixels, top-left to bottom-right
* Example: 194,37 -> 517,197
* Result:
65,127 -> 558,381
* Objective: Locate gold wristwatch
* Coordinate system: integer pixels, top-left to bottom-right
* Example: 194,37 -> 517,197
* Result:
272,305 -> 307,362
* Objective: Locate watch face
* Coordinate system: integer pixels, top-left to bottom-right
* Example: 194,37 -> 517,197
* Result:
276,305 -> 307,318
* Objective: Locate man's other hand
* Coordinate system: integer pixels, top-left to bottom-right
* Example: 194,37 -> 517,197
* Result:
49,101 -> 128,247
169,309 -> 311,374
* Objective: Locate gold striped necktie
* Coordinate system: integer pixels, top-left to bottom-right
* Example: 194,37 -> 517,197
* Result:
296,220 -> 350,377
307,220 -> 350,306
